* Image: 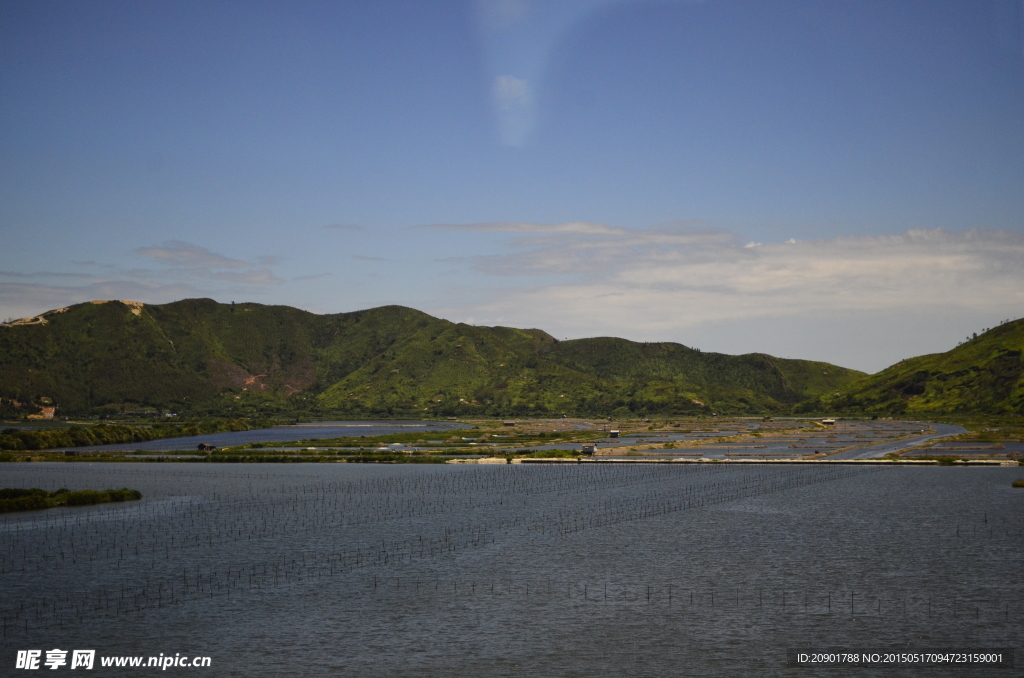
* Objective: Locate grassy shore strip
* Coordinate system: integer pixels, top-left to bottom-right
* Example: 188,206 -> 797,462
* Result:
0,418 -> 272,451
0,451 -> 463,463
205,453 -> 449,463
588,424 -> 813,456
895,421 -> 1024,457
243,427 -> 599,451
0,488 -> 142,513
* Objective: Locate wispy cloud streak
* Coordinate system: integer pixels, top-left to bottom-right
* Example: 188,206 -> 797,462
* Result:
135,241 -> 284,284
1,241 -> 287,319
430,224 -> 1024,370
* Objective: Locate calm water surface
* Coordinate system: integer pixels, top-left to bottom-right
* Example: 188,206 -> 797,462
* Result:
0,462 -> 1020,676
42,420 -> 465,453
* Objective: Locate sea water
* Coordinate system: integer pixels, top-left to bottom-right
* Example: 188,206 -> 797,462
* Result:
1,462 -> 1020,676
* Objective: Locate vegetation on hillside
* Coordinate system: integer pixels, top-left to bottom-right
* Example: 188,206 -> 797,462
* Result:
0,299 -> 865,417
795,318 -> 1024,415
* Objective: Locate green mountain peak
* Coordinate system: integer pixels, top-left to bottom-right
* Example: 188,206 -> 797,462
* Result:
795,318 -> 1024,415
2,297 -> 872,417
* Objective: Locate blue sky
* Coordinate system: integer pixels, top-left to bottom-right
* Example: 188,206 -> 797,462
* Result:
2,0 -> 1023,372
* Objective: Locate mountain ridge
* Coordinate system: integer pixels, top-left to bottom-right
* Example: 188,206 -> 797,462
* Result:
794,318 -> 1024,415
0,297 -> 882,417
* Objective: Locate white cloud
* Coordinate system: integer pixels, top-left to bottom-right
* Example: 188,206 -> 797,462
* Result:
491,75 -> 533,146
492,75 -> 530,109
1,241 -> 286,319
135,241 -> 283,284
213,268 -> 283,285
427,220 -> 624,235
0,270 -> 96,280
429,226 -> 1024,372
136,241 -> 249,269
292,272 -> 331,282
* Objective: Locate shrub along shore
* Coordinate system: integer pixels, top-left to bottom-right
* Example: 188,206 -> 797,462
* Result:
0,488 -> 142,513
0,418 -> 270,451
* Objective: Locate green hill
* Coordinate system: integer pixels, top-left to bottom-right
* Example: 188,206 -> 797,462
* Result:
794,318 -> 1024,415
0,298 -> 864,417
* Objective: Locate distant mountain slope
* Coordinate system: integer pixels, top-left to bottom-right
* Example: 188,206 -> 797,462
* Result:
0,299 -> 864,417
795,318 -> 1024,415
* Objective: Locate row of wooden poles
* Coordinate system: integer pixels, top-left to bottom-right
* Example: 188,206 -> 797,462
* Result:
6,574 -> 1018,638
